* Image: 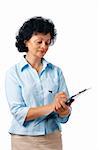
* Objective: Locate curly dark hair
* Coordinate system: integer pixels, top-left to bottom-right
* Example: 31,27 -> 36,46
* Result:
15,16 -> 57,52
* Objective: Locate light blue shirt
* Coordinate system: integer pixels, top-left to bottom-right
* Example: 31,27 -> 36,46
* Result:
5,56 -> 70,136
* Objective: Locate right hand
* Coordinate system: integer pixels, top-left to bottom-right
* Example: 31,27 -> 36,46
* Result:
53,92 -> 71,116
54,92 -> 67,110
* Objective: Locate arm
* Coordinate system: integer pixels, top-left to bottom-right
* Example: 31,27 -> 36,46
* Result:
55,68 -> 71,123
25,104 -> 54,121
5,69 -> 55,126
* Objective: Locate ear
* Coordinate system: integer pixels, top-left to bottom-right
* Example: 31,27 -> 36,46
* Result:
24,40 -> 28,47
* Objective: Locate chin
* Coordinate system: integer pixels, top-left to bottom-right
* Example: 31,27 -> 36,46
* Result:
36,51 -> 46,58
37,54 -> 44,59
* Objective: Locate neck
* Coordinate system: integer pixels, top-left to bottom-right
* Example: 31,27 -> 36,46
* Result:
25,53 -> 42,69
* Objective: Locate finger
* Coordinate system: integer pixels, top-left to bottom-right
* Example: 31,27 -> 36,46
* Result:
68,106 -> 72,112
56,109 -> 61,114
58,107 -> 65,112
60,95 -> 67,99
56,109 -> 69,116
58,92 -> 67,97
55,103 -> 61,110
56,102 -> 67,112
60,101 -> 67,109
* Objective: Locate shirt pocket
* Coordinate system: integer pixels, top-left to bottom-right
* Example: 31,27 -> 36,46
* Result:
45,83 -> 58,104
48,85 -> 58,95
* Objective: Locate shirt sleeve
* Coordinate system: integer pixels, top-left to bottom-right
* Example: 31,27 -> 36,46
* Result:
5,68 -> 30,126
57,68 -> 71,123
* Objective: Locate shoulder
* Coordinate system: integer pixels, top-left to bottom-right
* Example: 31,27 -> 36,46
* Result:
6,57 -> 25,76
46,60 -> 63,76
5,63 -> 20,79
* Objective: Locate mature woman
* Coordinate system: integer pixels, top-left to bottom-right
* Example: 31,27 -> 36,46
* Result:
5,16 -> 71,150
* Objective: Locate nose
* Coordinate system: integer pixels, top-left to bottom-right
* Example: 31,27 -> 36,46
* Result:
41,41 -> 48,49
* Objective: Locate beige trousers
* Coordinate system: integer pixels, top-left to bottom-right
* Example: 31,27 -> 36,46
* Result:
11,130 -> 62,150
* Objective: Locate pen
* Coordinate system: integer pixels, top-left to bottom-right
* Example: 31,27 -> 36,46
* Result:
48,88 -> 91,106
65,87 -> 91,106
33,87 -> 91,126
48,90 -> 53,93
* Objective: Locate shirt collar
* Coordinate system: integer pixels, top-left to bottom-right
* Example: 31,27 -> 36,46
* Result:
19,55 -> 53,72
18,56 -> 29,72
42,58 -> 53,70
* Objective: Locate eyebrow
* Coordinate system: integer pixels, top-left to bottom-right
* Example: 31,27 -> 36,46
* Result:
34,38 -> 51,42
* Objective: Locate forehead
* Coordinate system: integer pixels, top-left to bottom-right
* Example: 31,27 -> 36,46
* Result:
31,33 -> 51,41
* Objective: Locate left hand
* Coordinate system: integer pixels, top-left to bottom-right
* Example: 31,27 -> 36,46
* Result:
55,105 -> 71,117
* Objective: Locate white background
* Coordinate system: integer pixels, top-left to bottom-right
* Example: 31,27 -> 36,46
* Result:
0,0 -> 98,150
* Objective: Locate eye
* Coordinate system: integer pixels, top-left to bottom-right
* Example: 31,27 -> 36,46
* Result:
37,41 -> 42,44
45,42 -> 51,46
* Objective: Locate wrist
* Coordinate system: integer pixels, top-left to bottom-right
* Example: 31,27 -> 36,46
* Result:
58,107 -> 72,117
50,103 -> 55,112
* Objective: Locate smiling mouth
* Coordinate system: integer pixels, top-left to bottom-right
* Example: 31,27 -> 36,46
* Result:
39,50 -> 46,53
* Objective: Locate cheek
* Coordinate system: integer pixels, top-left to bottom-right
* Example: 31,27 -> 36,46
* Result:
28,44 -> 38,51
27,43 -> 33,50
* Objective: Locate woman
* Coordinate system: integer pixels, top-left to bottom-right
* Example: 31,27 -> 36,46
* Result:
5,16 -> 71,150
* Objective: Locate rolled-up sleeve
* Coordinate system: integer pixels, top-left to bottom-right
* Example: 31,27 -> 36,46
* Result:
57,68 -> 71,123
57,114 -> 70,123
5,69 -> 30,126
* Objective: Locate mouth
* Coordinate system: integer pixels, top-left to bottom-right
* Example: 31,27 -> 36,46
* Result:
39,50 -> 46,53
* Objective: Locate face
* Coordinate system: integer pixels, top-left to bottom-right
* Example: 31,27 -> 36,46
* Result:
25,33 -> 51,58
